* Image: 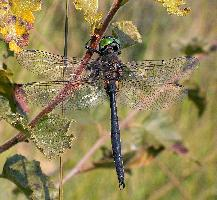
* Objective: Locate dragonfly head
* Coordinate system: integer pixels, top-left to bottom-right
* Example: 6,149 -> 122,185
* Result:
99,36 -> 121,55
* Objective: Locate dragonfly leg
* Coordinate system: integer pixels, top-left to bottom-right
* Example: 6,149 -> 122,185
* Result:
85,38 -> 101,55
85,45 -> 101,54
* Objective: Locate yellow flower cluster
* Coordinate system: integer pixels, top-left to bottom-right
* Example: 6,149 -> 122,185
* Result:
0,0 -> 41,53
10,0 -> 41,23
74,0 -> 103,32
156,0 -> 191,16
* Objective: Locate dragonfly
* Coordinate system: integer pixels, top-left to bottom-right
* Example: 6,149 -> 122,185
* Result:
16,36 -> 199,189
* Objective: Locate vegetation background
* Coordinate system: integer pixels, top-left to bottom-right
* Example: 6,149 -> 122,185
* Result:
0,0 -> 216,199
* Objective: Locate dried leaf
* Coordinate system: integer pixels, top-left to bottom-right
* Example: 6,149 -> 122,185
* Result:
125,146 -> 165,169
155,0 -> 191,16
0,0 -> 42,53
93,145 -> 165,170
1,154 -> 58,199
31,113 -> 74,159
112,21 -> 142,48
73,0 -> 103,32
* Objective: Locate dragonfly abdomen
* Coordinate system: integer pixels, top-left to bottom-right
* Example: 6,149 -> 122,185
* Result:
107,81 -> 125,189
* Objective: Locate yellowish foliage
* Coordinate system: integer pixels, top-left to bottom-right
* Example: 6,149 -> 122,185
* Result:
73,0 -> 103,32
156,0 -> 191,16
0,0 -> 41,53
112,21 -> 142,48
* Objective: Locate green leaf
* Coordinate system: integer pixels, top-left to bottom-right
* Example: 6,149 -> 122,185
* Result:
188,87 -> 206,117
112,21 -> 142,48
0,69 -> 17,112
1,154 -> 58,200
31,114 -> 74,159
0,38 -> 8,56
143,113 -> 183,144
73,0 -> 103,32
0,38 -> 14,58
126,113 -> 188,151
182,39 -> 206,56
0,69 -> 30,134
0,95 -> 30,135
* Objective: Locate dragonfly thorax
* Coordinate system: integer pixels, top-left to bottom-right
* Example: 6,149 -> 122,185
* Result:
98,53 -> 123,82
99,36 -> 121,55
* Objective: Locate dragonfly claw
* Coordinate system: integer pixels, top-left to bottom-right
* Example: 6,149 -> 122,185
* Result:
119,181 -> 125,190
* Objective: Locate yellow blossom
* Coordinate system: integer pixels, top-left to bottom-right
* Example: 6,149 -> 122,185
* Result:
0,0 -> 41,52
15,22 -> 26,36
156,0 -> 191,16
9,40 -> 22,53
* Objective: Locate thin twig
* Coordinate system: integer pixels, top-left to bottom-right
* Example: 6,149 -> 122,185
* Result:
0,0 -> 124,154
157,160 -> 191,200
148,149 -> 217,200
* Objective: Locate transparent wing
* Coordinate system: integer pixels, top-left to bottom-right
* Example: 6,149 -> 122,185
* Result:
20,80 -> 107,113
118,56 -> 199,110
16,50 -> 81,81
20,81 -> 65,107
63,82 -> 107,113
122,56 -> 199,85
118,83 -> 187,110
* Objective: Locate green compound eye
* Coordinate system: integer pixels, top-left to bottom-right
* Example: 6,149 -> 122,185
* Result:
99,36 -> 121,52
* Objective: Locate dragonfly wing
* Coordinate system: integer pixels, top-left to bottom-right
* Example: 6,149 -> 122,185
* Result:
123,56 -> 199,85
118,56 -> 199,110
16,50 -> 81,81
20,80 -> 107,113
64,82 -> 107,111
20,81 -> 66,107
118,83 -> 187,110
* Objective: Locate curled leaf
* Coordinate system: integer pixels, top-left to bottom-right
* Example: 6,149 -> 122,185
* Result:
73,0 -> 103,32
112,21 -> 142,48
0,0 -> 42,53
1,154 -> 58,199
155,0 -> 191,16
30,113 -> 74,159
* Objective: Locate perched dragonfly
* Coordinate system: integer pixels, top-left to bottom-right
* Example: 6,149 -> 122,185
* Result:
16,36 -> 199,189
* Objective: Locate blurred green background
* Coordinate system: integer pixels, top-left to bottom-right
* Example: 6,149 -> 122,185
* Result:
0,0 -> 217,199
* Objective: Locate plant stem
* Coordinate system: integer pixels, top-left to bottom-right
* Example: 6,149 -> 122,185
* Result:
0,0 -> 124,153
